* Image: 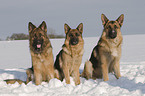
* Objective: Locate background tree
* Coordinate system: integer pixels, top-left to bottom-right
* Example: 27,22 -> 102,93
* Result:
6,28 -> 64,40
6,33 -> 29,40
48,28 -> 64,39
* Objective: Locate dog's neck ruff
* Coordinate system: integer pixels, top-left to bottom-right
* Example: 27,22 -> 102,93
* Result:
62,44 -> 84,57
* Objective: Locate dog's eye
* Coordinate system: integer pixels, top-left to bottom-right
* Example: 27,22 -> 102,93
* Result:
69,34 -> 73,37
108,26 -> 111,29
76,33 -> 80,36
114,25 -> 118,29
39,33 -> 42,37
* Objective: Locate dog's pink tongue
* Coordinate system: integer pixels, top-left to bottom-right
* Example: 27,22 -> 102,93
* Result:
37,44 -> 41,48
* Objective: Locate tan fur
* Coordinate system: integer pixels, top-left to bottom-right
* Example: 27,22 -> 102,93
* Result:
5,21 -> 55,85
4,79 -> 26,84
54,23 -> 84,85
26,21 -> 55,85
26,46 -> 54,85
82,14 -> 124,81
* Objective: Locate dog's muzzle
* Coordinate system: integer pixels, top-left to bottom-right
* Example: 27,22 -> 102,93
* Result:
109,30 -> 117,39
32,39 -> 43,53
70,38 -> 79,45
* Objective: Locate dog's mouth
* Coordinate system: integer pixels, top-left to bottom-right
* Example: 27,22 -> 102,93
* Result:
35,43 -> 43,53
37,44 -> 41,49
32,39 -> 44,53
70,38 -> 79,45
109,30 -> 117,39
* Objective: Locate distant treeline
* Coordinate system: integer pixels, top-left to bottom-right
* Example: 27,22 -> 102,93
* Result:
5,28 -> 64,40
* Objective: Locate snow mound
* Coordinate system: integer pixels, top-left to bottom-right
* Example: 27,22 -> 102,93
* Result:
0,35 -> 145,95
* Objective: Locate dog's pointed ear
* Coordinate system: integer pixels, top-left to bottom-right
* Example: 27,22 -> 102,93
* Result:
101,14 -> 109,27
76,23 -> 83,34
28,22 -> 36,33
64,23 -> 71,34
39,21 -> 47,32
116,14 -> 124,27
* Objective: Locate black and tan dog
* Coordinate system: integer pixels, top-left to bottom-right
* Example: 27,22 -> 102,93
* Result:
82,14 -> 124,81
26,21 -> 55,85
5,21 -> 55,85
54,23 -> 84,85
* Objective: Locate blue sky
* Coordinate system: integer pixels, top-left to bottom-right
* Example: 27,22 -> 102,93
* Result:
0,0 -> 145,40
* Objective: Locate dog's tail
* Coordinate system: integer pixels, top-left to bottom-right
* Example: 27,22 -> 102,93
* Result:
4,79 -> 27,85
4,68 -> 33,85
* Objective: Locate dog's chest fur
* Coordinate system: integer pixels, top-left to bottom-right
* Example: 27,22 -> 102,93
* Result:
36,54 -> 45,62
110,37 -> 122,57
110,48 -> 118,57
31,48 -> 51,65
62,45 -> 84,69
100,36 -> 122,57
62,45 -> 84,57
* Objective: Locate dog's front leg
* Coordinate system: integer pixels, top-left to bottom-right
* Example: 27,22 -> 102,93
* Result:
47,67 -> 54,80
45,62 -> 55,81
34,68 -> 42,85
32,57 -> 42,85
101,63 -> 109,81
63,64 -> 70,84
100,55 -> 109,81
34,72 -> 42,85
113,59 -> 121,79
72,68 -> 80,85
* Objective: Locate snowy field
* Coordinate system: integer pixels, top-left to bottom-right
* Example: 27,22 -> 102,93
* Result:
0,34 -> 145,96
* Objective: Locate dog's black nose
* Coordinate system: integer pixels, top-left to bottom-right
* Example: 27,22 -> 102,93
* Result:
109,30 -> 117,39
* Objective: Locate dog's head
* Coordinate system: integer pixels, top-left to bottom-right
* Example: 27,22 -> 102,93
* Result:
64,23 -> 83,46
101,14 -> 124,39
28,21 -> 49,54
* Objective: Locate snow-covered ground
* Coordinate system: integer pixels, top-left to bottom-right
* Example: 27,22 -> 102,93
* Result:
0,34 -> 145,96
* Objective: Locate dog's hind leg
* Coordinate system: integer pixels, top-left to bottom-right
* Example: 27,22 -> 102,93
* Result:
81,61 -> 93,79
26,68 -> 34,84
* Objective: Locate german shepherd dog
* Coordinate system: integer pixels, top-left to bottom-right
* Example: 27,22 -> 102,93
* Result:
5,21 -> 55,85
26,21 -> 55,85
82,14 -> 124,81
54,23 -> 84,85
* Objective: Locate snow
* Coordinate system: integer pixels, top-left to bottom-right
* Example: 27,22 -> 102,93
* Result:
0,34 -> 145,96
